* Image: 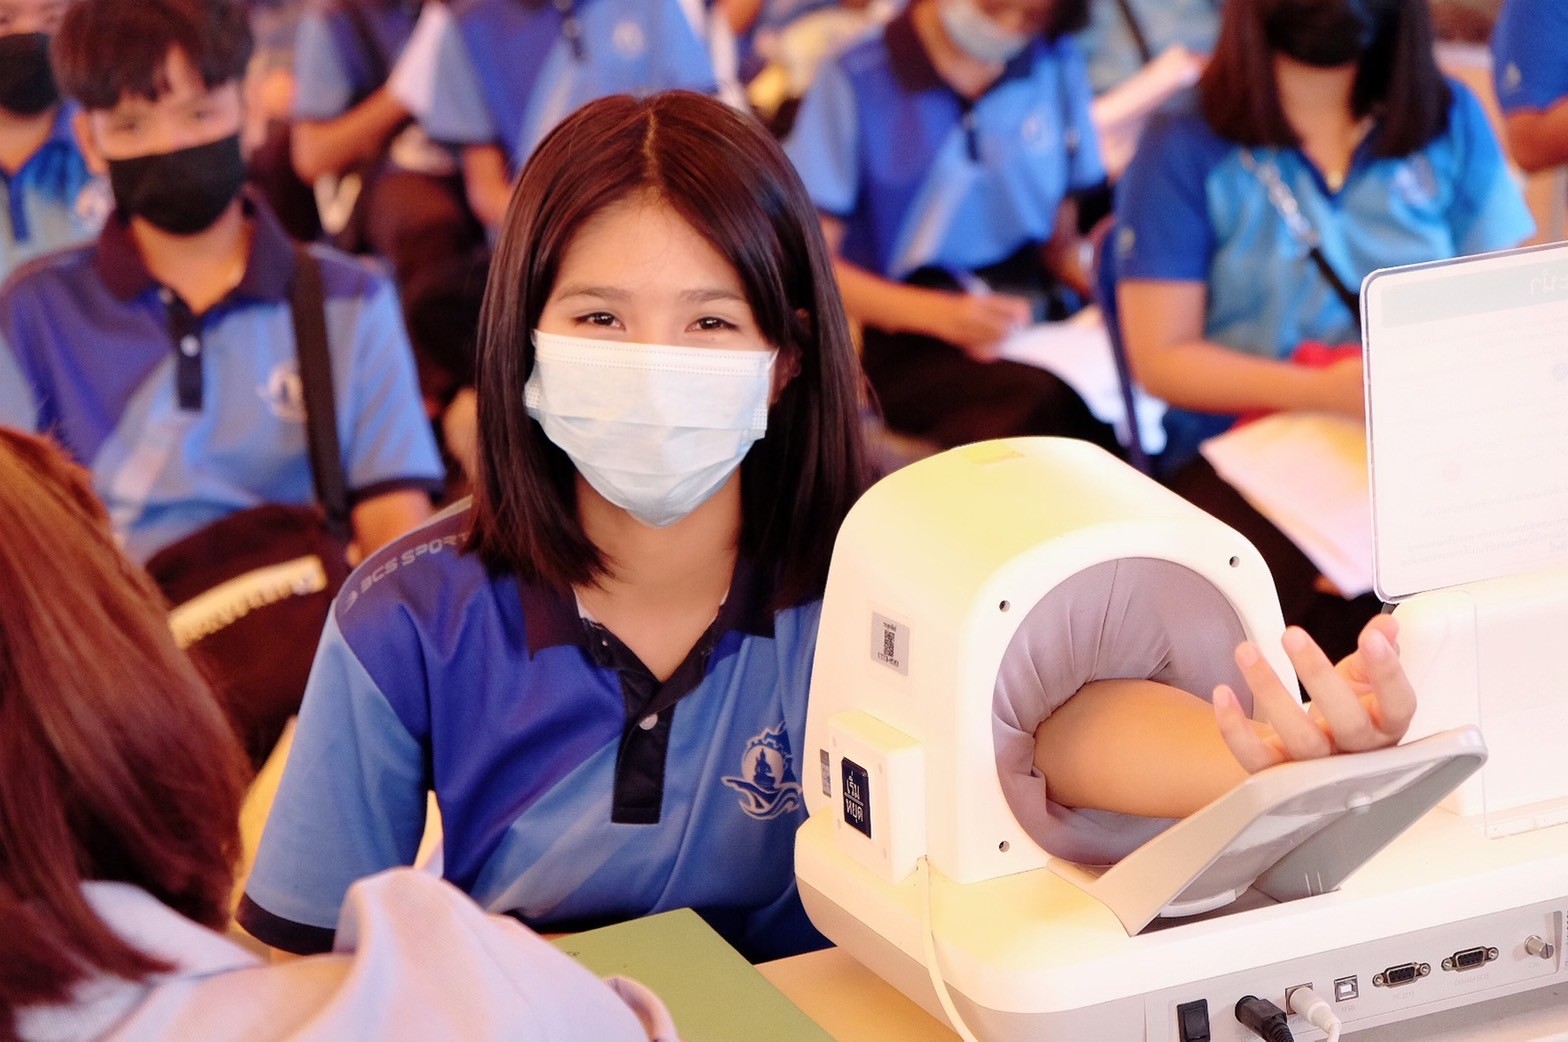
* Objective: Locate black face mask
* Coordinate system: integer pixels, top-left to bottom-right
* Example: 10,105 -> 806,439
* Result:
0,32 -> 60,117
106,134 -> 247,236
1264,0 -> 1379,68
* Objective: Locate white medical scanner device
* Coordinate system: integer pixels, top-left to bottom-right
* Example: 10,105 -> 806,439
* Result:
798,433 -> 1568,1041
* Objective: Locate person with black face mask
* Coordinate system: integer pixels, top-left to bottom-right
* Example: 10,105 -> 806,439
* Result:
0,0 -> 445,764
0,0 -> 102,283
1109,0 -> 1532,662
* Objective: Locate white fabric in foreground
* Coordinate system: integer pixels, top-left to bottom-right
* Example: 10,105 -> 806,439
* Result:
18,870 -> 672,1042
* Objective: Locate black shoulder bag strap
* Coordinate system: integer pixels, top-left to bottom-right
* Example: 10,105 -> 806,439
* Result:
1113,0 -> 1155,67
289,245 -> 352,542
1238,150 -> 1363,330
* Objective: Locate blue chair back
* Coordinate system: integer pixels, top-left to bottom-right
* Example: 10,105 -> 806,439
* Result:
1088,216 -> 1154,476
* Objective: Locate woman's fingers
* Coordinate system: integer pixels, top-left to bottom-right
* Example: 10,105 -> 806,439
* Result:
1284,626 -> 1383,752
1235,637 -> 1331,760
1353,621 -> 1417,740
1213,684 -> 1282,774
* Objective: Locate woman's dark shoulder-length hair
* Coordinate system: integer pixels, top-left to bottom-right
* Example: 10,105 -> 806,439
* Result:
1197,0 -> 1451,158
1045,0 -> 1090,40
0,429 -> 249,1038
467,91 -> 871,609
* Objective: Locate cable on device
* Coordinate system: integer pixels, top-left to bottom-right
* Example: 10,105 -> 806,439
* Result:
1236,994 -> 1295,1042
917,855 -> 982,1042
1287,985 -> 1343,1042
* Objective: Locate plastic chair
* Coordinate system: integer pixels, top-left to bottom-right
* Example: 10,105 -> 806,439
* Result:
1087,215 -> 1155,476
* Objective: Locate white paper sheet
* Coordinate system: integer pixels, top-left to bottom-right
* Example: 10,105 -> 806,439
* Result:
1000,308 -> 1168,455
1200,413 -> 1373,597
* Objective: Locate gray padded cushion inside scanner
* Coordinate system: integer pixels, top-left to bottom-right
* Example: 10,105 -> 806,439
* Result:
993,558 -> 1251,866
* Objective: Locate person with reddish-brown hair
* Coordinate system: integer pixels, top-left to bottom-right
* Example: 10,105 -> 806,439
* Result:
0,427 -> 674,1042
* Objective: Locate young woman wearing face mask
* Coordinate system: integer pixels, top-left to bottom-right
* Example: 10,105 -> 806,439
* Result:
241,89 -> 1431,966
240,90 -> 873,965
784,0 -> 1123,453
1112,0 -> 1533,658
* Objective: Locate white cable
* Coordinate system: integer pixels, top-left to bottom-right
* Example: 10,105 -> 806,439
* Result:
1288,986 -> 1342,1042
917,855 -> 983,1042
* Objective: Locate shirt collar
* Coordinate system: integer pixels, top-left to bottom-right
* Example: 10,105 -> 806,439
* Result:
93,188 -> 296,306
520,555 -> 777,656
885,6 -> 1041,98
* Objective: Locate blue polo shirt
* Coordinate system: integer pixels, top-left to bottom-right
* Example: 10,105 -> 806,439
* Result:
784,9 -> 1104,281
240,507 -> 826,964
1114,84 -> 1533,462
0,105 -> 103,286
1492,0 -> 1568,115
413,0 -> 719,171
0,196 -> 444,563
1076,0 -> 1222,94
293,0 -> 422,121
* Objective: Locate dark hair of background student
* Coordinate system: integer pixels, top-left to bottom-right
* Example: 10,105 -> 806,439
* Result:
467,91 -> 871,610
1198,0 -> 1451,158
0,429 -> 250,1042
1041,0 -> 1092,40
51,0 -> 253,111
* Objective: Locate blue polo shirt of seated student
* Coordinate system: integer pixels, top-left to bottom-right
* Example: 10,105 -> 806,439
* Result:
1114,84 -> 1534,459
1075,0 -> 1221,95
412,0 -> 719,172
1492,0 -> 1568,115
293,0 -> 422,122
1,104 -> 104,285
0,195 -> 444,563
784,9 -> 1105,282
239,506 -> 827,964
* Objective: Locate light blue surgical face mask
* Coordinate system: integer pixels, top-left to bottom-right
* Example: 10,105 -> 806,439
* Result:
524,331 -> 776,528
938,0 -> 1033,65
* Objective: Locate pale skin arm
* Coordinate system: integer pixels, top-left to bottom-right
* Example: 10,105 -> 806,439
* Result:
1033,615 -> 1415,819
461,143 -> 513,230
291,86 -> 411,183
350,488 -> 433,560
1117,278 -> 1365,418
819,214 -> 1032,362
1502,102 -> 1568,174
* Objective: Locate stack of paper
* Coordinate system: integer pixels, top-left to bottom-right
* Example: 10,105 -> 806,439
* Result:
1200,413 -> 1373,596
1001,308 -> 1168,455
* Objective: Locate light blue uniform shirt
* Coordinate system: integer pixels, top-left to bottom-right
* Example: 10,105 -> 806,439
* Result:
0,105 -> 103,287
785,9 -> 1104,281
1115,84 -> 1534,462
1492,0 -> 1568,116
292,0 -> 422,121
1076,0 -> 1222,95
413,0 -> 719,172
0,197 -> 444,562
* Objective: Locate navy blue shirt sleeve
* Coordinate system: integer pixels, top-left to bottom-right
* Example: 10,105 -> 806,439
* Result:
1113,107 -> 1219,282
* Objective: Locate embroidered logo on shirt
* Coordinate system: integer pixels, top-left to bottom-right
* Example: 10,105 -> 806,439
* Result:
259,361 -> 307,423
612,20 -> 646,57
723,723 -> 804,821
1390,157 -> 1438,208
